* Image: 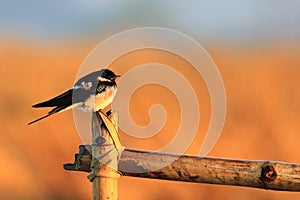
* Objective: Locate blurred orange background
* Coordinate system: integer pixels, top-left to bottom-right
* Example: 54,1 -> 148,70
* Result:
1,1 -> 300,200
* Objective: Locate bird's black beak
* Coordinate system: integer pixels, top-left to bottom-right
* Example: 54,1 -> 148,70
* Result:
113,75 -> 121,81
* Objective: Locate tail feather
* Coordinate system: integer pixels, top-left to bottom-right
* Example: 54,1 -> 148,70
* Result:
32,89 -> 73,108
32,101 -> 53,108
28,105 -> 68,125
28,114 -> 52,125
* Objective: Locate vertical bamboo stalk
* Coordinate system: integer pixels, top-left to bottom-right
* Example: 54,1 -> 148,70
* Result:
90,111 -> 120,200
92,169 -> 120,200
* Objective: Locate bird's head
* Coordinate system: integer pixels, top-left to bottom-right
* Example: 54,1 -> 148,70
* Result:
98,69 -> 120,82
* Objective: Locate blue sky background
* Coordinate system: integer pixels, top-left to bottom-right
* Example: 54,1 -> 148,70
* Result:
1,0 -> 300,43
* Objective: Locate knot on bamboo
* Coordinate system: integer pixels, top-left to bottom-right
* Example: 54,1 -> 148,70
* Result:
260,163 -> 277,183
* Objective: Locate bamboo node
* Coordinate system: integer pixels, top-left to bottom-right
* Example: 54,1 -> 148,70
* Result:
260,163 -> 277,183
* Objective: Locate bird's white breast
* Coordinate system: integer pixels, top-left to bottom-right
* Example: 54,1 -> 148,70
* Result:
76,86 -> 117,112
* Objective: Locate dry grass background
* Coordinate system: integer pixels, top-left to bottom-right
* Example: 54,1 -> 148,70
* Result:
0,39 -> 300,199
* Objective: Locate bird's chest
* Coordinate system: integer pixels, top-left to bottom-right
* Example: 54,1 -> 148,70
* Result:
78,86 -> 117,112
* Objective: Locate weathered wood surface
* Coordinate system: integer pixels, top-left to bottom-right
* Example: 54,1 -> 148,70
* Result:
64,145 -> 300,192
89,112 -> 120,200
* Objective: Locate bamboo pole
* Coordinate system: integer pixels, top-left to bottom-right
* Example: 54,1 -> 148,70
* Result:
88,111 -> 121,200
64,146 -> 300,192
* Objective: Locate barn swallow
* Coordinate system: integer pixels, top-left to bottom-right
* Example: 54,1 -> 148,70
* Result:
28,69 -> 120,125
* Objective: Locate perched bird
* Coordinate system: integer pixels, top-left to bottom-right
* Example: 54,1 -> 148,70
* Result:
28,69 -> 120,125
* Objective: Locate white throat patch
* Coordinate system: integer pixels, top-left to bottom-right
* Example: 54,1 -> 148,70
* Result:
98,76 -> 112,82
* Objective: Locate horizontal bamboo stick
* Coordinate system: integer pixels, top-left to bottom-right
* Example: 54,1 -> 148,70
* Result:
64,145 -> 300,192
